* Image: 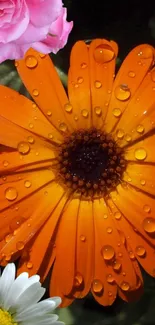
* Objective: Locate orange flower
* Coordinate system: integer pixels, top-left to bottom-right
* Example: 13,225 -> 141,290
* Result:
0,39 -> 155,307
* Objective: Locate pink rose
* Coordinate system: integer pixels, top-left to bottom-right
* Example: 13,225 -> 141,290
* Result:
0,0 -> 73,63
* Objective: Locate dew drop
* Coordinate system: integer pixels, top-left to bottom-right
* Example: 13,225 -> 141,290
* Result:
135,246 -> 146,257
112,259 -> 122,271
125,134 -> 132,142
94,44 -> 115,64
143,204 -> 151,213
142,217 -> 155,233
48,133 -> 53,139
47,110 -> 52,116
59,122 -> 67,132
74,115 -> 78,121
81,109 -> 89,118
15,61 -> 18,67
74,273 -> 83,287
5,234 -> 12,243
24,180 -> 31,188
5,187 -> 18,201
128,71 -> 136,78
114,211 -> 122,220
107,274 -> 115,283
107,227 -> 113,234
103,214 -> 108,219
32,89 -> 39,96
3,160 -> 9,167
10,217 -> 25,232
80,235 -> 86,242
16,241 -> 25,251
27,136 -> 35,144
120,281 -> 130,291
129,251 -> 135,260
81,62 -> 87,69
138,46 -> 153,59
25,55 -> 38,68
39,53 -> 46,58
112,108 -> 122,117
102,245 -> 115,260
17,141 -> 30,155
151,70 -> 155,82
92,279 -> 103,294
136,124 -> 144,133
26,262 -> 33,269
95,106 -> 102,116
115,84 -> 131,101
134,148 -> 147,161
116,129 -> 124,139
64,103 -> 73,113
94,80 -> 102,89
77,77 -> 84,84
140,179 -> 146,186
29,123 -> 34,129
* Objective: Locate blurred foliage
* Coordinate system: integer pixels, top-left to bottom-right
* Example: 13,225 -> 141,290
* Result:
0,1 -> 155,324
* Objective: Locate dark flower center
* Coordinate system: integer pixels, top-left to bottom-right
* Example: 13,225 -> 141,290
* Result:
58,128 -> 126,197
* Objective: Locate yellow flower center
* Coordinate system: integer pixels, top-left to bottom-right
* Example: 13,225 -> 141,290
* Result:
0,309 -> 17,325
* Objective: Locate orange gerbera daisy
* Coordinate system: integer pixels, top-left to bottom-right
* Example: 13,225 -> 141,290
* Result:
0,39 -> 155,307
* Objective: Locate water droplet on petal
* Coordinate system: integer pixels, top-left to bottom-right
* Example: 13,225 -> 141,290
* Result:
107,227 -> 113,234
25,55 -> 38,68
115,84 -> 131,101
5,187 -> 18,201
107,274 -> 115,283
116,129 -> 124,139
113,108 -> 122,117
102,245 -> 115,260
15,61 -> 18,67
136,124 -> 144,133
59,122 -> 67,132
94,44 -> 115,64
92,279 -> 103,294
81,109 -> 89,118
47,110 -> 52,116
95,106 -> 102,116
17,141 -> 30,155
120,281 -> 130,291
112,259 -> 122,271
24,180 -> 31,188
3,160 -> 9,167
129,251 -> 135,260
142,217 -> 155,233
26,262 -> 33,269
39,53 -> 46,58
81,62 -> 87,69
134,148 -> 147,160
94,80 -> 102,89
80,235 -> 86,242
135,246 -> 146,257
29,123 -> 34,129
138,47 -> 153,59
128,71 -> 136,78
77,77 -> 83,84
103,214 -> 108,219
16,241 -> 24,251
140,179 -> 146,186
74,273 -> 83,287
64,103 -> 73,113
48,133 -> 53,139
143,204 -> 151,213
27,136 -> 35,144
124,134 -> 132,142
5,234 -> 12,243
114,211 -> 122,220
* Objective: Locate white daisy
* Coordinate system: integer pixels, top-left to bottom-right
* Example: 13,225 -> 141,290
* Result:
0,263 -> 63,325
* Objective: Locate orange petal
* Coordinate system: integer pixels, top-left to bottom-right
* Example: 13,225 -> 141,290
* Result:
68,41 -> 92,129
113,67 -> 155,146
105,44 -> 154,133
124,134 -> 155,162
17,192 -> 68,276
73,199 -> 94,298
0,86 -> 63,144
0,182 -> 64,259
110,184 -> 155,246
89,39 -> 118,129
52,197 -> 80,296
16,48 -> 73,134
123,163 -> 155,196
93,199 -> 137,292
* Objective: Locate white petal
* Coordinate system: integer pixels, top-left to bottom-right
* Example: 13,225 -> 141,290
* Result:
21,315 -> 59,325
0,263 -> 15,306
7,274 -> 41,312
14,282 -> 45,312
15,298 -> 58,321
